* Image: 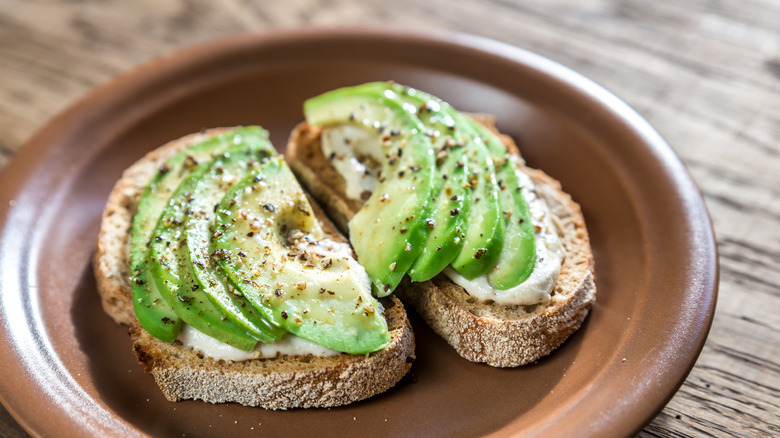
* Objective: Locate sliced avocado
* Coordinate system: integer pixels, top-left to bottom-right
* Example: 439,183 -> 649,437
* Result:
149,141 -> 281,351
129,127 -> 269,342
378,83 -> 505,280
446,111 -> 506,279
470,121 -> 536,288
387,86 -> 536,286
377,85 -> 474,282
183,146 -> 286,344
304,85 -> 436,296
213,157 -> 391,354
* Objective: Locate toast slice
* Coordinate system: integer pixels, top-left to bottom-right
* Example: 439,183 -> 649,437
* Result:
93,128 -> 415,408
287,119 -> 596,367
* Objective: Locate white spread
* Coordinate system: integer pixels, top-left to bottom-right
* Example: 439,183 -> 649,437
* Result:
321,125 -> 383,199
178,325 -> 340,362
321,126 -> 564,306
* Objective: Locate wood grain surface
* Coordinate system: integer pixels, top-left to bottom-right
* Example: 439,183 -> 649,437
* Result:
1,1 -> 778,437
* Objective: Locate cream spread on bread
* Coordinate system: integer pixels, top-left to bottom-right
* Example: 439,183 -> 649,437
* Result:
321,125 -> 381,199
321,126 -> 564,306
178,325 -> 340,361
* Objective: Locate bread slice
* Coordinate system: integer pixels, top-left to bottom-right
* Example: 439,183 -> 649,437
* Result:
286,119 -> 596,368
93,128 -> 415,408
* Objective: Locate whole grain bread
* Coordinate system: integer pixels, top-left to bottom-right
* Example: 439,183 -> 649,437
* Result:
286,120 -> 596,367
93,128 -> 415,408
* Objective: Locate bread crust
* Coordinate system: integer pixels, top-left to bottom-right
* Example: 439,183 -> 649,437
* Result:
286,120 -> 596,367
93,128 -> 415,408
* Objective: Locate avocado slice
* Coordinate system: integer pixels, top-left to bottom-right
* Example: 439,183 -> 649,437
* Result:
183,145 -> 286,344
376,86 -> 473,282
361,82 -> 505,280
446,111 -> 506,279
213,157 -> 391,354
149,139 -> 283,351
470,121 -> 537,288
129,127 -> 269,342
304,85 -> 436,296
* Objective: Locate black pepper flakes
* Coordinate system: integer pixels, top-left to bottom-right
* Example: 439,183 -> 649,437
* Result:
210,248 -> 232,260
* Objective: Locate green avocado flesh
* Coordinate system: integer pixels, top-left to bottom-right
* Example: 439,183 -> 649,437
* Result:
132,126 -> 388,353
213,157 -> 391,354
304,86 -> 436,296
304,82 -> 536,291
382,84 -> 506,281
183,149 -> 285,344
472,122 -> 537,287
149,142 -> 285,350
130,127 -> 271,342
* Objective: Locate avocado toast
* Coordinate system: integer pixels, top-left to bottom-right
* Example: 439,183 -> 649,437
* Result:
287,82 -> 596,367
93,127 -> 414,408
94,82 -> 596,409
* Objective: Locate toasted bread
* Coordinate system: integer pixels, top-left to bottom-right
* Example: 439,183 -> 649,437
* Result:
93,128 -> 415,408
287,119 -> 596,367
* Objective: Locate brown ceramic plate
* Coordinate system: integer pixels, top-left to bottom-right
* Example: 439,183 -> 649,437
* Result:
0,28 -> 717,437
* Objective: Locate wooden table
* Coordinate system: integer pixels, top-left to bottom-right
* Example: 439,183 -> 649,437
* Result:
1,1 -> 777,436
